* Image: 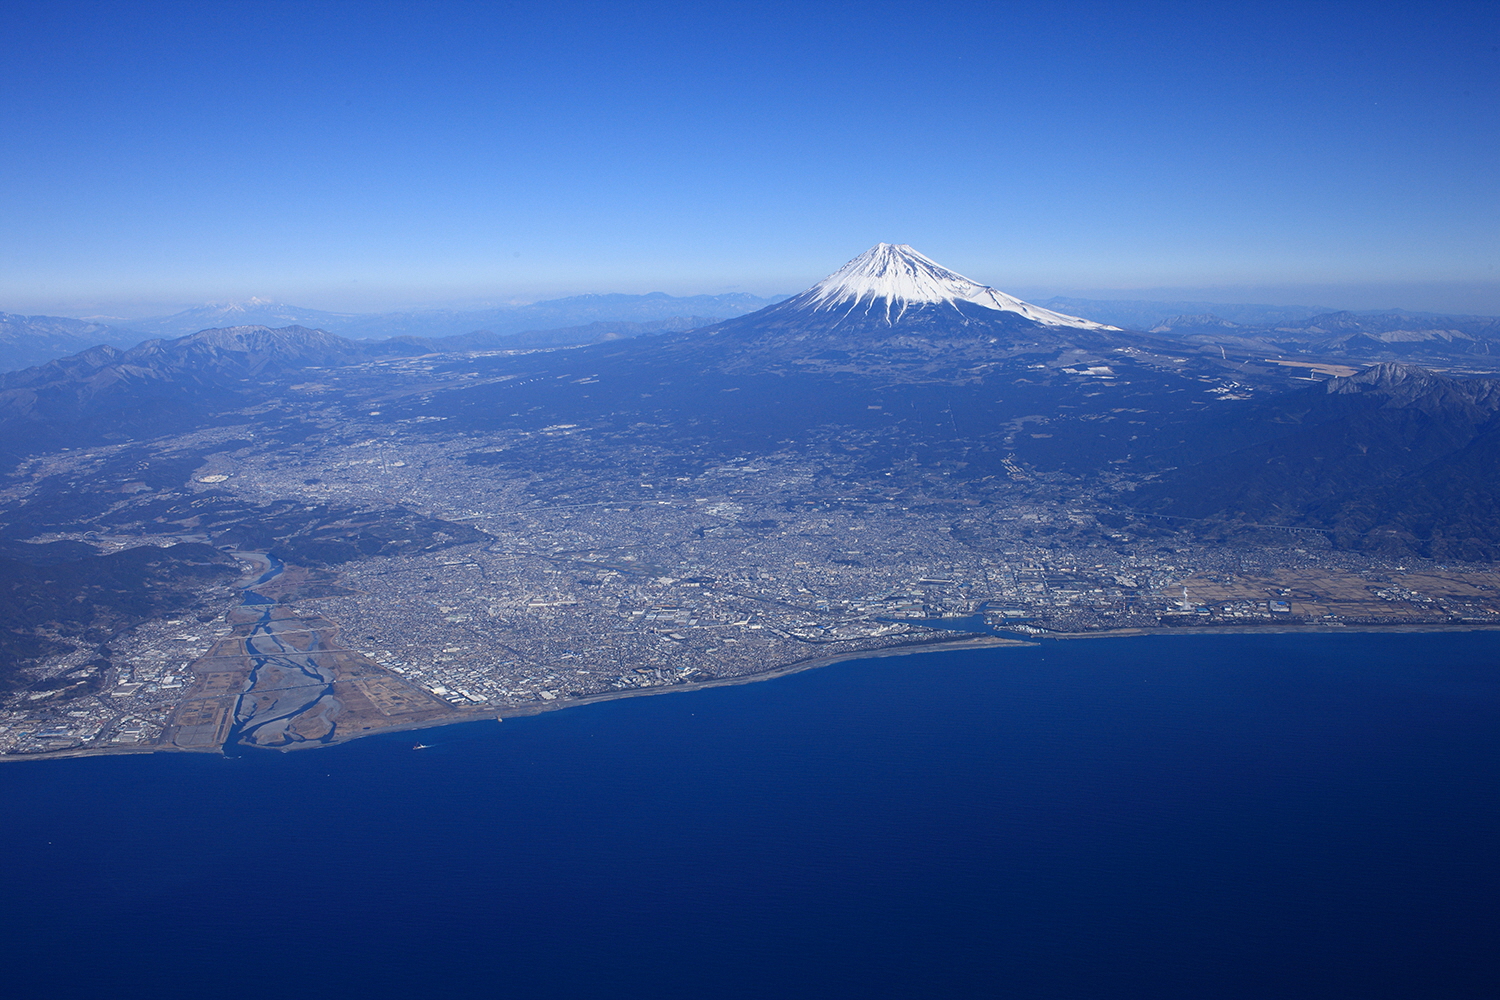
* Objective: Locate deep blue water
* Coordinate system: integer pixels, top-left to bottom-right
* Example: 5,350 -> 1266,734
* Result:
3,632 -> 1497,999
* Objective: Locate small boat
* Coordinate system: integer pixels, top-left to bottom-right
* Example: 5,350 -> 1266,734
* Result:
412,743 -> 430,750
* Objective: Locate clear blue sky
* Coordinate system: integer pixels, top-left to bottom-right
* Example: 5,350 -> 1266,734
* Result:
2,0 -> 1497,316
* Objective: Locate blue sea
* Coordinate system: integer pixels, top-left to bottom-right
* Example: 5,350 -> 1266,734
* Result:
3,632 -> 1497,999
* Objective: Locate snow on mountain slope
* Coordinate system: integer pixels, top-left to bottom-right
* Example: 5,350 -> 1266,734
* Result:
787,244 -> 1115,330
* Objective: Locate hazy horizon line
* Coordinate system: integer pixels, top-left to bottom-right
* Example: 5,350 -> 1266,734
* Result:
9,277 -> 1499,325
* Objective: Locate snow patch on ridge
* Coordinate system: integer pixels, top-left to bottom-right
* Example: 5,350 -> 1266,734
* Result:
791,243 -> 1115,330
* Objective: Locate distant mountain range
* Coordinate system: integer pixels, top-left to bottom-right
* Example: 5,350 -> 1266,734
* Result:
120,291 -> 784,341
332,291 -> 784,340
0,292 -> 784,373
0,312 -> 146,372
388,316 -> 719,352
118,298 -> 362,339
1038,297 -> 1336,329
8,282 -> 1500,376
1042,298 -> 1500,368
1137,310 -> 1500,367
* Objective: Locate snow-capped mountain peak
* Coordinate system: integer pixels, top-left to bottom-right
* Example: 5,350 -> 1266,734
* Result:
791,243 -> 1114,330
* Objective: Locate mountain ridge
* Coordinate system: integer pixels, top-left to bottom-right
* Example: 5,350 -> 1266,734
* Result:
1131,362 -> 1500,559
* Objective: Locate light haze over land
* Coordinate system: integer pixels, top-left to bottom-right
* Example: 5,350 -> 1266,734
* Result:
1,1 -> 1496,316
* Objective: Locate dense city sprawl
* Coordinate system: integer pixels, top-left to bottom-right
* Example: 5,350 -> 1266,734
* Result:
4,403 -> 1498,758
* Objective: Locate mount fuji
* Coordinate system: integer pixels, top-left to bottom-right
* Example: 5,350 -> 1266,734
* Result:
672,243 -> 1130,370
780,243 -> 1114,331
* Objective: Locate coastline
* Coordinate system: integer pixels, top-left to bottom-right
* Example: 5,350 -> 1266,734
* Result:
1032,621 -> 1500,640
7,622 -> 1500,763
263,634 -> 1043,750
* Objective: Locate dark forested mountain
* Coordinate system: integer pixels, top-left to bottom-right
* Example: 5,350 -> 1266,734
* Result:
1132,364 -> 1500,560
0,543 -> 237,693
1,325 -> 377,405
0,326 -> 430,457
0,316 -> 734,458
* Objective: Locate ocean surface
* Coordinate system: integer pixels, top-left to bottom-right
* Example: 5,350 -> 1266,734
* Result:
3,631 -> 1497,999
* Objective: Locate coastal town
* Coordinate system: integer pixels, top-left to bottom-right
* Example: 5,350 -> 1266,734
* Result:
4,409 -> 1499,759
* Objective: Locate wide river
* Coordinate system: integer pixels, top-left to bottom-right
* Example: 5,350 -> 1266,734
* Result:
3,631 -> 1496,999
